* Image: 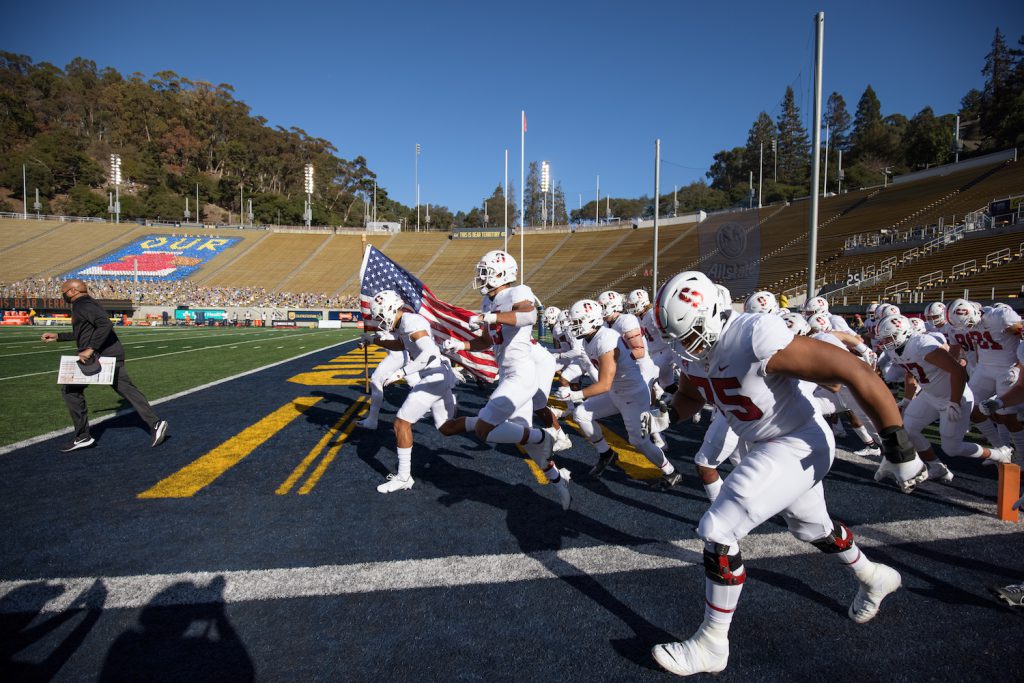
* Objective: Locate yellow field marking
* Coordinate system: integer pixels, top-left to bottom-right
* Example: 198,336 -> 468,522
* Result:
298,399 -> 370,494
138,397 -> 322,499
523,453 -> 548,484
277,396 -> 368,495
288,346 -> 388,386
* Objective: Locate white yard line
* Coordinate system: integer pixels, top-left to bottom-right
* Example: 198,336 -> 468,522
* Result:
0,339 -> 355,455
0,514 -> 1013,613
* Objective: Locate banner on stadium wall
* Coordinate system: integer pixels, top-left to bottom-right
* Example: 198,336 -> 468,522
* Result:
450,228 -> 507,239
174,308 -> 227,321
698,210 -> 760,296
287,310 -> 323,323
66,235 -> 240,281
327,310 -> 359,322
0,297 -> 132,312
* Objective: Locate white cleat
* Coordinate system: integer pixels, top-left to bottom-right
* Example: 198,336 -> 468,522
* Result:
651,432 -> 666,449
927,460 -> 954,483
983,446 -> 1013,466
552,429 -> 572,452
376,474 -> 414,493
547,405 -> 564,419
640,409 -> 670,439
853,444 -> 881,457
652,637 -> 729,676
356,417 -> 378,430
553,468 -> 572,510
849,563 -> 902,624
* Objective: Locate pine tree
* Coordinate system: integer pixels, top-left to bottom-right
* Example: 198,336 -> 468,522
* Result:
553,181 -> 568,224
523,161 -> 542,226
775,86 -> 809,186
744,112 -> 776,175
824,92 -> 852,151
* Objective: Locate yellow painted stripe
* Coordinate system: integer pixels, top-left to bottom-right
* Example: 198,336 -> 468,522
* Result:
138,397 -> 322,499
298,399 -> 370,494
278,396 -> 368,495
523,453 -> 548,484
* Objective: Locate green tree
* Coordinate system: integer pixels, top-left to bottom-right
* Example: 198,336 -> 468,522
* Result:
902,107 -> 951,168
775,86 -> 809,186
850,85 -> 884,159
824,92 -> 852,152
744,112 -> 776,176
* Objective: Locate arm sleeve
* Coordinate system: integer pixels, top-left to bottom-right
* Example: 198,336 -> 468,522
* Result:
85,301 -> 115,351
402,334 -> 440,375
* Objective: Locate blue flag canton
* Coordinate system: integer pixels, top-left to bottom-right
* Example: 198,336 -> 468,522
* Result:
361,248 -> 424,310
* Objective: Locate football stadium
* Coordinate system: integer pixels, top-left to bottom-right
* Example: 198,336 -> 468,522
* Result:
2,4 -> 1023,681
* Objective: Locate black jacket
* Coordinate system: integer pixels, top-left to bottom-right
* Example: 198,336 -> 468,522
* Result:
57,295 -> 125,359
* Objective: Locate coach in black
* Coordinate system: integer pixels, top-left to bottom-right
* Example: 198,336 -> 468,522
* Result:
40,279 -> 168,452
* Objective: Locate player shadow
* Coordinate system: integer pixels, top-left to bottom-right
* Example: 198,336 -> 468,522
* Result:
0,579 -> 107,681
99,576 -> 254,682
89,409 -> 156,442
746,567 -> 849,618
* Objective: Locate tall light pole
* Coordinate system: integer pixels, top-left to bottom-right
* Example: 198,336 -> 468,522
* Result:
303,164 -> 314,227
196,183 -> 200,225
806,11 -> 825,300
415,143 -> 421,232
673,185 -> 678,217
22,164 -> 27,220
372,179 -> 377,225
109,154 -> 122,224
758,142 -> 763,209
239,182 -> 244,227
772,138 -> 777,182
595,175 -> 600,225
540,161 -> 550,228
504,149 -> 509,253
653,138 -> 661,295
822,122 -> 830,197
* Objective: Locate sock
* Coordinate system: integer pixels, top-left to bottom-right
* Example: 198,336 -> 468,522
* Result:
397,447 -> 412,480
659,459 -> 676,475
366,386 -> 383,420
704,478 -> 723,502
543,462 -> 561,481
591,435 -> 611,454
975,420 -> 1005,448
834,527 -> 873,580
465,417 -> 477,432
852,425 -> 872,445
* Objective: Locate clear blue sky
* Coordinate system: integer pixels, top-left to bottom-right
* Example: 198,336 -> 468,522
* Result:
2,0 -> 1020,213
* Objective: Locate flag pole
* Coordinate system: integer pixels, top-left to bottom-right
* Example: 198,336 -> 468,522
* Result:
360,235 -> 370,394
520,110 -> 525,284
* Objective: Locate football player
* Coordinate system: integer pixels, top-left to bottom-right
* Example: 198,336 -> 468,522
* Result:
356,329 -> 407,430
627,288 -> 679,394
561,299 -> 681,487
968,303 -> 1024,456
649,270 -> 923,677
440,250 -> 571,509
598,290 -> 659,392
366,290 -> 458,493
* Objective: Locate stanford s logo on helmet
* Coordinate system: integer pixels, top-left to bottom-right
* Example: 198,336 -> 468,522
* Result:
473,250 -> 518,294
654,270 -> 724,362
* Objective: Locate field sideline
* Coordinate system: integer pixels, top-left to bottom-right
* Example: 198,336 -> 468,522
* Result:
0,326 -> 359,448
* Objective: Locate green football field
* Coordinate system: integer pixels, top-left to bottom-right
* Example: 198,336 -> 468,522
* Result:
0,326 -> 359,448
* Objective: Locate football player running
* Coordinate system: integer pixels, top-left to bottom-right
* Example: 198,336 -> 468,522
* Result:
366,290 -> 458,493
627,288 -> 679,394
649,271 -> 924,677
439,250 -> 571,509
356,329 -> 407,430
561,299 -> 682,487
876,314 -> 1010,482
969,303 -> 1024,456
598,290 -> 660,392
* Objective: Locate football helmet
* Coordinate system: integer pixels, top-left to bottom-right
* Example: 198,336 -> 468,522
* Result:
473,250 -> 518,294
654,271 -> 725,361
807,312 -> 833,334
866,302 -> 879,319
875,303 -> 901,321
542,306 -> 561,328
946,298 -> 980,329
992,302 -> 1013,312
802,296 -> 829,318
625,289 -> 650,315
781,311 -> 811,336
923,301 -> 946,327
876,315 -> 912,352
744,290 -> 779,315
597,290 -> 624,319
908,317 -> 926,336
369,289 -> 404,332
568,299 -> 604,339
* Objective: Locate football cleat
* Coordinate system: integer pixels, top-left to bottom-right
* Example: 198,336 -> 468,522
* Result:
649,471 -> 683,490
552,428 -> 572,452
926,460 -> 954,483
589,450 -> 619,477
651,432 -> 666,449
987,582 -> 1024,607
652,635 -> 729,676
60,436 -> 96,452
849,563 -> 902,624
853,444 -> 881,457
356,417 -> 379,430
874,456 -> 928,493
640,409 -> 670,438
983,446 -> 1013,466
377,474 -> 414,493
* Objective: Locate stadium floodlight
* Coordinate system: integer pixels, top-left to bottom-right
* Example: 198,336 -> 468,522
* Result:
304,164 -> 314,226
541,161 -> 550,227
540,161 -> 550,193
110,154 -> 122,224
415,144 -> 421,232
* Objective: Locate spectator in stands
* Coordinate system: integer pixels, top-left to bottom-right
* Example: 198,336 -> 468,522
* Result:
40,279 -> 168,452
162,310 -> 169,326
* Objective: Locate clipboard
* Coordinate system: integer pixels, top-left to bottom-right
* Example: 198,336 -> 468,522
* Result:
57,356 -> 116,385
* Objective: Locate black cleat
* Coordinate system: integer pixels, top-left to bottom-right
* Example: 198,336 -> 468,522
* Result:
589,451 -> 619,477
649,471 -> 683,490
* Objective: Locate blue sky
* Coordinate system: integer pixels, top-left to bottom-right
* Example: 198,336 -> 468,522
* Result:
2,0 -> 1020,212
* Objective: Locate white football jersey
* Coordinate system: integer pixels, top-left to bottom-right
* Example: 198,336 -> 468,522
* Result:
640,308 -> 670,354
828,314 -> 853,334
396,313 -> 444,382
683,312 -> 817,443
610,312 -> 658,381
973,308 -> 1021,368
550,322 -> 572,353
584,326 -> 646,393
481,284 -> 536,366
887,334 -> 950,399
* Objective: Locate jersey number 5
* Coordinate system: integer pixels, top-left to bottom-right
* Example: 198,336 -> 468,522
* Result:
689,376 -> 764,421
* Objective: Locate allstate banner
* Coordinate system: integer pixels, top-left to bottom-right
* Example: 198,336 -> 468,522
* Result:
698,209 -> 761,296
67,235 -> 239,281
288,310 -> 323,323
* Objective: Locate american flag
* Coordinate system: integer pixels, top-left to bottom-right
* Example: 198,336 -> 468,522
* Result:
359,246 -> 498,382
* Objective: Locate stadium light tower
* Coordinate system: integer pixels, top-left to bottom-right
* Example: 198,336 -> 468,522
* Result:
415,143 -> 421,232
541,161 -> 550,228
304,164 -> 314,227
109,154 -> 122,224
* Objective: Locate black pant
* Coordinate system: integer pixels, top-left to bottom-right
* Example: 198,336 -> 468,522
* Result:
61,358 -> 159,439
